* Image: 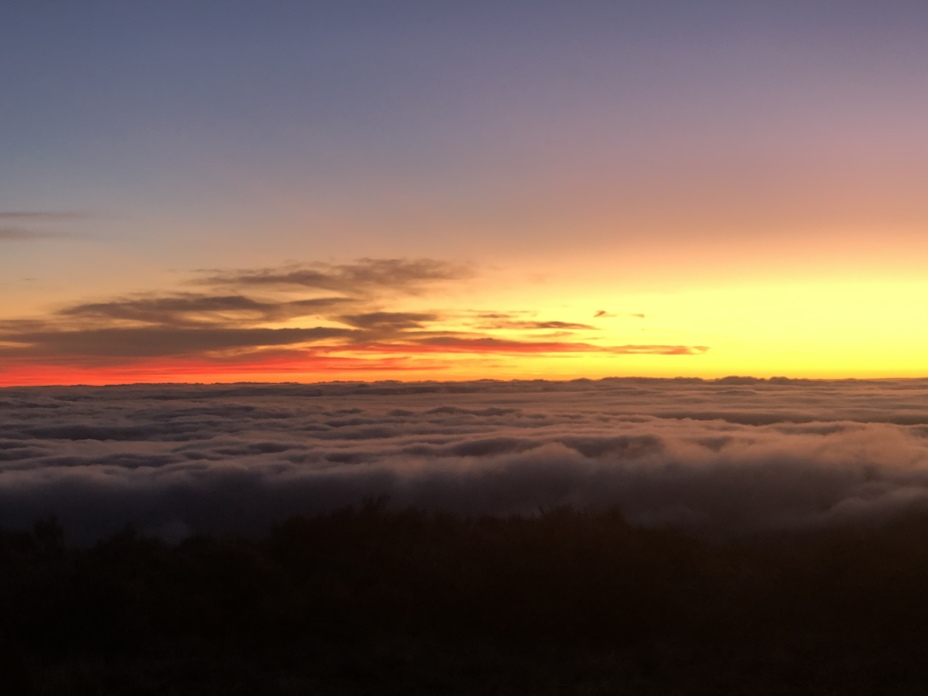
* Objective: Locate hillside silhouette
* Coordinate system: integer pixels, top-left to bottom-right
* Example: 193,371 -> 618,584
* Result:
3,502 -> 928,694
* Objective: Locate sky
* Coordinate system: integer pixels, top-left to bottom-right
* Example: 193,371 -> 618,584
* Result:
2,1 -> 927,385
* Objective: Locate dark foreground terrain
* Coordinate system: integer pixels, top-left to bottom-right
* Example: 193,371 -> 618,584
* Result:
3,503 -> 928,695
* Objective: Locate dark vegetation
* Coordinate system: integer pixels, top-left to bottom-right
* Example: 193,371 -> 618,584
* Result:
3,503 -> 928,695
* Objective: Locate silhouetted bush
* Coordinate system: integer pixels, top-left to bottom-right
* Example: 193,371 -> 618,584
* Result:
3,505 -> 928,693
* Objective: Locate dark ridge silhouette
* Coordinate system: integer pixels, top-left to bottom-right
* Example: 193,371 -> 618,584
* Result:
3,504 -> 928,694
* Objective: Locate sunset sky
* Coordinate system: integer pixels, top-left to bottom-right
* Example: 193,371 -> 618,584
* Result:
2,1 -> 927,385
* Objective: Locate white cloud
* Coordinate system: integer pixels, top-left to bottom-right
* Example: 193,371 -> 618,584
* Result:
2,378 -> 928,542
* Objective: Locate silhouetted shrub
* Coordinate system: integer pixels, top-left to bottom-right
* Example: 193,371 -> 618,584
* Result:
3,506 -> 928,693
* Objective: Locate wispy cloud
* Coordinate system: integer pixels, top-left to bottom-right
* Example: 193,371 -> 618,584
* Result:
0,257 -> 709,383
2,326 -> 355,359
609,345 -> 707,355
0,211 -> 91,242
474,319 -> 597,331
196,258 -> 473,296
595,310 -> 645,320
0,227 -> 64,241
335,312 -> 440,332
59,294 -> 356,326
0,211 -> 91,220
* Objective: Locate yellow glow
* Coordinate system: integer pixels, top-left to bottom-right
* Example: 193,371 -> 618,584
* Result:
3,241 -> 927,385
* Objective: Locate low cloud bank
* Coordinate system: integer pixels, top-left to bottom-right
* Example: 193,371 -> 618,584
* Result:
2,378 -> 928,542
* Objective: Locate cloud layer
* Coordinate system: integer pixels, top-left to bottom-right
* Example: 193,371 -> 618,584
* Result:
3,377 -> 928,542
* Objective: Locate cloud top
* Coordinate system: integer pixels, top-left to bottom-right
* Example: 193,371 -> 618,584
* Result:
2,377 -> 928,542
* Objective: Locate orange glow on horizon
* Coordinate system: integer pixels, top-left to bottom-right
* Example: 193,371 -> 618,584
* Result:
2,259 -> 926,387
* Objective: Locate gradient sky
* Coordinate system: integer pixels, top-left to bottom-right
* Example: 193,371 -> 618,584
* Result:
2,1 -> 928,385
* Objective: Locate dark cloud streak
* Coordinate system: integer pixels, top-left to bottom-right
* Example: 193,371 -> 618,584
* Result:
0,212 -> 90,220
0,257 -> 709,370
59,294 -> 355,326
336,311 -> 439,331
0,228 -> 65,241
1,326 -> 355,358
197,258 -> 472,295
0,211 -> 90,242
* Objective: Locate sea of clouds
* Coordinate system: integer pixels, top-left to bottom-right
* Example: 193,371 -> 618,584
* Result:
2,377 -> 928,542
